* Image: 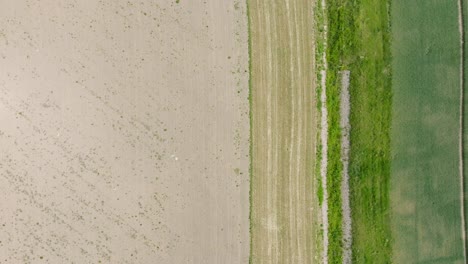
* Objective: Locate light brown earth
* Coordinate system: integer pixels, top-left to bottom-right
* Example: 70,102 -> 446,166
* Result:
0,1 -> 249,263
249,0 -> 318,263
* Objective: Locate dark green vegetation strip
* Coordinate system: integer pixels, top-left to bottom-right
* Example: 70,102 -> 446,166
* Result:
325,0 -> 392,262
392,0 -> 465,262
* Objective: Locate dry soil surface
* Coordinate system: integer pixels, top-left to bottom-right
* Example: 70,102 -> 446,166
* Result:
0,1 -> 249,263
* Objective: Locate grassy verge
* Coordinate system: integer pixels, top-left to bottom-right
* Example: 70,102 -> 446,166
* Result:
314,3 -> 328,260
314,0 -> 326,208
325,0 -> 392,263
325,1 -> 354,261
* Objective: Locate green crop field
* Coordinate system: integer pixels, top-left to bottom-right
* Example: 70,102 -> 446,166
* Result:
391,0 -> 466,263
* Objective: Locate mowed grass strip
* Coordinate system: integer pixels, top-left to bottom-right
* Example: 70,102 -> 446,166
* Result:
248,0 -> 317,263
325,0 -> 392,262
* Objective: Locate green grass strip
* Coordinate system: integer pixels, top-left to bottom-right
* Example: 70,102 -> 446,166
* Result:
325,0 -> 392,263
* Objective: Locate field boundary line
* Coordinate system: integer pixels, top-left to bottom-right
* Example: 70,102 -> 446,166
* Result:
319,0 -> 329,262
457,0 -> 467,261
246,0 -> 253,263
320,68 -> 329,264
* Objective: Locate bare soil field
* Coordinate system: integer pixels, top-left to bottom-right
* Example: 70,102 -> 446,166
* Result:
0,1 -> 249,263
249,0 -> 318,263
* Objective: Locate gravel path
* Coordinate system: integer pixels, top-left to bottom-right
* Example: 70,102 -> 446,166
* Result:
340,70 -> 352,264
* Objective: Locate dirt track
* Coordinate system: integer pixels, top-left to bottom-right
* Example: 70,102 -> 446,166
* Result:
249,0 -> 318,263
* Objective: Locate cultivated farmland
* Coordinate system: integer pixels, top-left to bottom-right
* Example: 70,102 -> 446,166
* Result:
391,0 -> 466,263
248,0 -> 319,263
2,0 -> 468,263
